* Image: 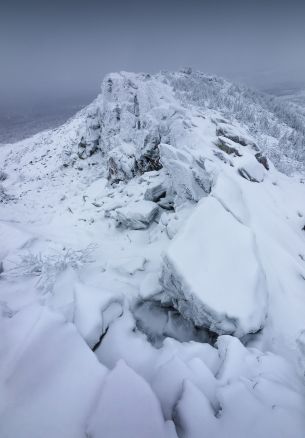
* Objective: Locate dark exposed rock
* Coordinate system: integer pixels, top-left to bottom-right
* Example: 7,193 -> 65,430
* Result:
107,156 -> 136,183
115,105 -> 121,122
216,137 -> 242,157
77,137 -> 99,160
107,78 -> 113,93
133,95 -> 140,117
0,171 -> 7,181
213,150 -> 234,166
238,168 -> 260,183
216,125 -> 259,150
136,132 -> 163,174
255,152 -> 269,170
136,148 -> 162,174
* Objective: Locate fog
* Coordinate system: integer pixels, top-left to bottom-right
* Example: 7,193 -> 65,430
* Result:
1,0 -> 305,107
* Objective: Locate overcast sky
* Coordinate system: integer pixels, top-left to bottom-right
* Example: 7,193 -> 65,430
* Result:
1,0 -> 305,106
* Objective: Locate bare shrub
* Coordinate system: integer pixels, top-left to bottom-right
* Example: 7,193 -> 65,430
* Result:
3,244 -> 96,294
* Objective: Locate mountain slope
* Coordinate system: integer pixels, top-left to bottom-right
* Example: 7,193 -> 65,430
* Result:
1,71 -> 305,438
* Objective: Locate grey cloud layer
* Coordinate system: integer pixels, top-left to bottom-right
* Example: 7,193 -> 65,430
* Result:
1,0 -> 305,104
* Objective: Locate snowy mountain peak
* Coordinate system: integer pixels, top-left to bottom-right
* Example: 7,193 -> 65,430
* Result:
1,71 -> 305,437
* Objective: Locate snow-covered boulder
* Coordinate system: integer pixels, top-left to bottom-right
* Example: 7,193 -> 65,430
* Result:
161,196 -> 268,336
216,122 -> 258,150
216,136 -> 242,157
255,151 -> 269,170
160,143 -> 213,202
115,200 -> 159,229
238,154 -> 266,183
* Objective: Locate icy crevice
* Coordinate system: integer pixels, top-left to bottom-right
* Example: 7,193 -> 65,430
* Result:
133,299 -> 217,348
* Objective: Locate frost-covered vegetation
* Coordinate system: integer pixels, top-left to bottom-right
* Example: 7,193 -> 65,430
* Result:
166,70 -> 305,174
3,245 -> 96,293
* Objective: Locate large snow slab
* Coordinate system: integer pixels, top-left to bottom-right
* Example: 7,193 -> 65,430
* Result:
0,304 -> 107,438
87,360 -> 168,438
161,196 -> 267,336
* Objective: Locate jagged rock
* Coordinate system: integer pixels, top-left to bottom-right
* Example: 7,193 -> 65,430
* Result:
107,146 -> 137,183
213,150 -> 234,166
78,139 -> 99,160
136,144 -> 162,173
115,200 -> 159,229
160,143 -> 213,203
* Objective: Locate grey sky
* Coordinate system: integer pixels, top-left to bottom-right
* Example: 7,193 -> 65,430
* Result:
1,0 -> 305,105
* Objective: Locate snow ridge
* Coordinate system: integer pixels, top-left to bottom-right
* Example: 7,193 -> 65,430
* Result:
1,70 -> 305,438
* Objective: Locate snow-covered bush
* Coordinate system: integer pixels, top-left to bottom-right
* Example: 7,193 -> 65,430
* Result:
4,244 -> 96,293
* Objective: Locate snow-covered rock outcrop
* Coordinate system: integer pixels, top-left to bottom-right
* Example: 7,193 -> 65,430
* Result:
1,70 -> 305,437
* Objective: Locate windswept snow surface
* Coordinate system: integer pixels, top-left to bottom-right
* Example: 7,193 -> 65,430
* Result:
1,70 -> 305,437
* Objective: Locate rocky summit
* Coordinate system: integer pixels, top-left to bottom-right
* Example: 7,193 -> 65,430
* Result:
1,70 -> 305,438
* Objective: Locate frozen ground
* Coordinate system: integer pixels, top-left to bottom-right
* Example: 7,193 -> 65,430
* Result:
1,70 -> 305,438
